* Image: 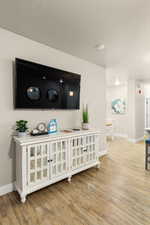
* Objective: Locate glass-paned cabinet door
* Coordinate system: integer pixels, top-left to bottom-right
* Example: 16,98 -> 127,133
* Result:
84,135 -> 97,165
70,136 -> 85,170
50,139 -> 68,179
27,143 -> 49,186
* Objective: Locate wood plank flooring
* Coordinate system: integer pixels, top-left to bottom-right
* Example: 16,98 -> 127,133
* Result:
0,138 -> 150,225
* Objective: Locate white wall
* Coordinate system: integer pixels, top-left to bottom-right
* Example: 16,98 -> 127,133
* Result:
0,28 -> 106,187
135,81 -> 145,140
143,82 -> 150,129
106,84 -> 128,137
128,80 -> 145,141
144,83 -> 150,97
127,80 -> 136,140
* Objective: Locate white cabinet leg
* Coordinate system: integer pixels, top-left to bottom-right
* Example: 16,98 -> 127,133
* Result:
68,176 -> 72,183
21,195 -> 26,203
96,162 -> 100,169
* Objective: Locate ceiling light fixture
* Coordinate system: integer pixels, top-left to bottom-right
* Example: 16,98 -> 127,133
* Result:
115,79 -> 120,86
95,44 -> 105,51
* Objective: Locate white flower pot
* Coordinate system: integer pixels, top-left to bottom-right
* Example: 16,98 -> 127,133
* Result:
82,123 -> 89,130
18,132 -> 27,137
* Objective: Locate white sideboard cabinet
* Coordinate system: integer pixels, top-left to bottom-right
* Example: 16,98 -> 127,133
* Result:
14,130 -> 101,202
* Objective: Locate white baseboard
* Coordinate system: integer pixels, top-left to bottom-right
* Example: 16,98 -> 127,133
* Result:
113,134 -> 144,143
114,133 -> 128,138
128,136 -> 144,143
0,183 -> 14,196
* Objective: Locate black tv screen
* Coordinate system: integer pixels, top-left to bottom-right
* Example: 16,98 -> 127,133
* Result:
15,58 -> 81,109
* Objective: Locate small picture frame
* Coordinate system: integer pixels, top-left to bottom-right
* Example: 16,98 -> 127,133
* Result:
48,119 -> 57,134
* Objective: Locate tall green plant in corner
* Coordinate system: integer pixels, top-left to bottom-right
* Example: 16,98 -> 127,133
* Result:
82,104 -> 89,130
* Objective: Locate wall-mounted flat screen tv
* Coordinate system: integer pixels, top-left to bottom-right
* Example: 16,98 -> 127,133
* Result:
15,58 -> 81,109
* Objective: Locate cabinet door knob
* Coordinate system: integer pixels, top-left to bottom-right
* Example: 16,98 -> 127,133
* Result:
48,159 -> 53,163
83,148 -> 87,152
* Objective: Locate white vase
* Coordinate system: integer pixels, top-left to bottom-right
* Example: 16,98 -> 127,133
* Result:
82,123 -> 89,130
18,132 -> 27,137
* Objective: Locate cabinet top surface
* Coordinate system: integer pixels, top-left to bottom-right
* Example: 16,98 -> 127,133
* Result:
14,129 -> 101,145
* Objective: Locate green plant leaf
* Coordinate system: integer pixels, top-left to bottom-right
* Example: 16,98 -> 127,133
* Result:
16,120 -> 28,132
82,104 -> 89,123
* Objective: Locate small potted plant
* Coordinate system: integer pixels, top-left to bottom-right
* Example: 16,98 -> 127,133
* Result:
16,120 -> 28,137
82,104 -> 89,130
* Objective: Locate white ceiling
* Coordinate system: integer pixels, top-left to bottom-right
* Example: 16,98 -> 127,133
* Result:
0,0 -> 150,80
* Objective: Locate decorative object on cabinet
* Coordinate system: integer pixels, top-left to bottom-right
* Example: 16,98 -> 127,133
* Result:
16,120 -> 28,137
31,129 -> 39,135
63,129 -> 73,133
37,122 -> 47,132
82,104 -> 89,130
14,130 -> 101,203
30,130 -> 48,136
48,119 -> 57,134
30,122 -> 48,136
72,128 -> 81,131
